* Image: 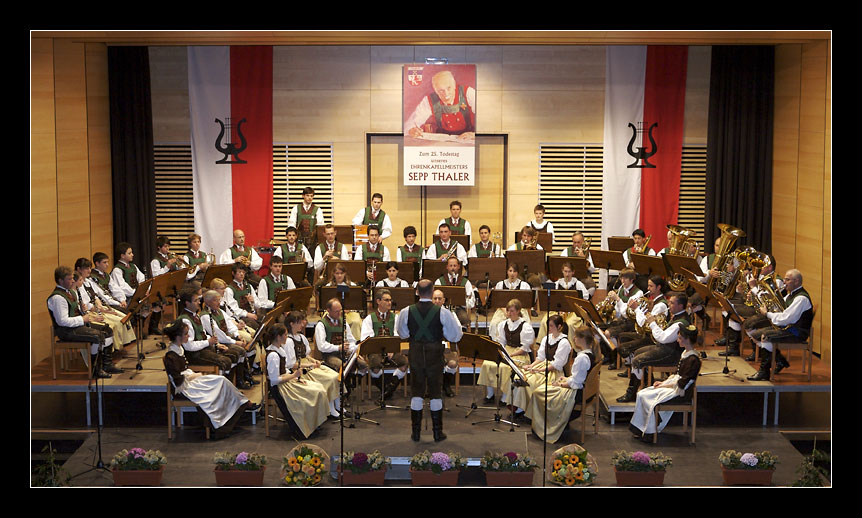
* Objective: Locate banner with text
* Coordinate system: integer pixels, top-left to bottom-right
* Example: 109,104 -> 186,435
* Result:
403,64 -> 476,186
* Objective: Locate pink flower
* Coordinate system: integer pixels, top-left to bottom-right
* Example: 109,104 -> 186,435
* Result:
631,451 -> 651,464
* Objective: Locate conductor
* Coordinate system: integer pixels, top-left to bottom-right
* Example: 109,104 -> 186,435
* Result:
396,279 -> 464,442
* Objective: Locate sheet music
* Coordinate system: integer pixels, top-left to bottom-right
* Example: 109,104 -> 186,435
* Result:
496,341 -> 527,384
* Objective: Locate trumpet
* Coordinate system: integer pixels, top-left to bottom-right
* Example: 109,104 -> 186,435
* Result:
169,253 -> 189,268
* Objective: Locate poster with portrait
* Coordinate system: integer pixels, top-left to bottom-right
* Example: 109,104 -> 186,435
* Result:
403,64 -> 476,186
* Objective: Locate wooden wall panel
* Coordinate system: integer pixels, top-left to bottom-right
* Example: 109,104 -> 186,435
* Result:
86,43 -> 113,257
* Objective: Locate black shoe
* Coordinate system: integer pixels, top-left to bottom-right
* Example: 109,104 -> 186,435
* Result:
247,402 -> 261,413
431,410 -> 447,442
718,348 -> 740,357
774,357 -> 790,374
747,370 -> 770,381
744,352 -> 756,362
616,387 -> 637,403
601,355 -> 613,365
102,362 -> 123,374
443,373 -> 455,398
483,396 -> 495,404
617,370 -> 629,378
714,337 -> 727,347
93,368 -> 112,379
237,379 -> 252,390
700,351 -> 707,359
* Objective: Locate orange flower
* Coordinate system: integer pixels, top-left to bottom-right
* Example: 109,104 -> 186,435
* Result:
288,457 -> 297,466
553,459 -> 563,470
575,470 -> 584,481
313,474 -> 321,484
565,476 -> 575,486
312,457 -> 321,467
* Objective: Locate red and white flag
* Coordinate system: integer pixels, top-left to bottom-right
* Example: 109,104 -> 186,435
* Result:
188,46 -> 273,257
602,46 -> 688,255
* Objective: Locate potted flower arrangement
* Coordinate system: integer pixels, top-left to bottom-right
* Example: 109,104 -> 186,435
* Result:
213,451 -> 267,486
719,450 -> 778,486
549,444 -> 597,486
282,444 -> 328,486
611,450 -> 672,486
409,450 -> 466,486
338,450 -> 391,486
109,448 -> 167,486
480,451 -> 539,487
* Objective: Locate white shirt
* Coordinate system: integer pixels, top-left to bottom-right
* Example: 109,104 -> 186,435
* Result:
273,242 -> 313,269
537,334 -> 572,373
287,203 -> 326,230
528,219 -> 555,241
360,311 -> 401,341
354,242 -> 391,262
434,275 -> 475,310
224,281 -> 260,318
183,250 -> 211,280
218,245 -> 263,271
425,240 -> 468,266
567,350 -> 593,389
266,344 -> 291,387
395,299 -> 464,343
468,240 -> 502,258
179,315 -> 212,353
201,307 -> 240,345
314,316 -> 358,355
555,277 -> 589,299
352,208 -> 393,240
649,310 -> 688,345
257,275 -> 297,310
376,278 -> 409,288
494,279 -> 530,291
436,218 -> 472,240
767,287 -> 813,328
84,276 -> 123,308
497,318 -> 535,354
47,286 -> 85,328
614,285 -> 643,319
560,247 -> 597,274
313,241 -> 351,271
109,261 -> 146,302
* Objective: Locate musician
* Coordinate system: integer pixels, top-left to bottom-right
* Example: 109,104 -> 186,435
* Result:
257,256 -> 297,312
224,263 -> 261,330
434,255 -> 475,327
717,254 -> 782,358
321,263 -> 363,339
397,225 -> 424,263
312,223 -> 350,277
354,224 -> 390,283
74,259 -> 136,350
288,186 -> 325,250
530,326 -> 599,443
284,311 -> 341,418
209,278 -> 255,343
314,297 -> 366,381
511,314 -> 572,422
745,269 -> 811,381
352,192 -> 392,241
361,289 -> 409,399
508,226 -> 544,252
396,279 -> 464,442
630,324 -> 701,440
109,242 -> 146,306
425,222 -> 468,266
175,287 -> 234,375
274,226 -> 314,273
90,252 -> 126,312
489,263 -> 532,339
148,235 -> 181,335
600,268 -> 643,366
163,320 -> 254,439
477,298 -> 535,404
617,292 -> 690,403
527,204 -> 555,245
613,276 -> 670,377
436,200 -> 472,243
375,261 -> 410,288
560,231 -> 597,298
48,266 -> 117,379
218,230 -> 263,286
468,224 -> 502,258
555,262 -> 589,299
266,322 -> 332,439
183,233 -> 213,282
200,290 -> 253,390
624,229 -> 655,294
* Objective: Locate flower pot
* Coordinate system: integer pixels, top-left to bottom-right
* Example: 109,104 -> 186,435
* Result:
410,468 -> 460,486
614,468 -> 666,487
214,467 -> 266,486
720,465 -> 774,486
484,470 -> 536,487
340,468 -> 387,486
112,465 -> 165,486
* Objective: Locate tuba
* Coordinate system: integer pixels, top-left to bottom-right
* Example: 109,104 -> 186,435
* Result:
706,223 -> 746,298
666,224 -> 700,291
753,271 -> 786,314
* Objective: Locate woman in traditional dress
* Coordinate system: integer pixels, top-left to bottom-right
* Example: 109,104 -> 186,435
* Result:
630,324 -> 702,441
487,264 -> 532,340
266,323 -> 331,439
511,314 -> 572,421
536,263 -> 584,347
527,326 -> 599,443
322,263 -> 362,338
477,298 -> 535,405
163,321 -> 255,439
284,310 -> 342,418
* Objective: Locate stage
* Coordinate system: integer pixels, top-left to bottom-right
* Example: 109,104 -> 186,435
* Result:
31,313 -> 830,486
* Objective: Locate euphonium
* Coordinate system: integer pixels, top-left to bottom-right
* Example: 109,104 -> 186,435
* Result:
666,224 -> 699,291
706,223 -> 746,297
742,251 -> 770,305
753,271 -> 786,314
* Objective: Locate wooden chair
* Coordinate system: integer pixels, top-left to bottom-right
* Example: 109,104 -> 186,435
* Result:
50,326 -> 93,381
653,386 -> 697,444
262,367 -> 287,438
573,363 -> 601,443
166,364 -> 218,440
771,340 -> 813,381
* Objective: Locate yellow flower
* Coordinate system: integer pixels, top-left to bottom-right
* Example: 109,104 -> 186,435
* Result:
313,474 -> 321,484
287,458 -> 297,467
297,455 -> 304,462
553,459 -> 563,470
578,462 -> 584,469
575,470 -> 584,481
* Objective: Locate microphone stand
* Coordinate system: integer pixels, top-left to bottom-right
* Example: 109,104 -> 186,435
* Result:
540,281 -> 555,488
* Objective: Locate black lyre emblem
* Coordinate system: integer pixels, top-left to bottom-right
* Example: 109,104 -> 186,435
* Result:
626,121 -> 658,169
214,117 -> 248,164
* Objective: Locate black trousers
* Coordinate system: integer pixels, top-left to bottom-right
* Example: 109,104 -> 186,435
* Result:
409,340 -> 444,399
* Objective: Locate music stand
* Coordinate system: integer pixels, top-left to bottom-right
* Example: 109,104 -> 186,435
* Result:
663,254 -> 705,281
422,259 -> 449,285
341,346 -> 380,426
373,287 -> 415,314
489,289 -> 534,314
536,289 -> 581,315
506,250 -> 546,277
316,224 -> 355,248
630,253 -> 668,280
466,257 -> 507,285
202,264 -> 233,289
548,256 -> 588,281
319,286 -> 366,314
607,236 -> 635,252
395,261 -> 416,285
358,336 -> 406,414
708,291 -> 742,377
455,333 -> 503,418
121,279 -> 156,375
275,286 -> 314,314
279,263 -> 307,288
